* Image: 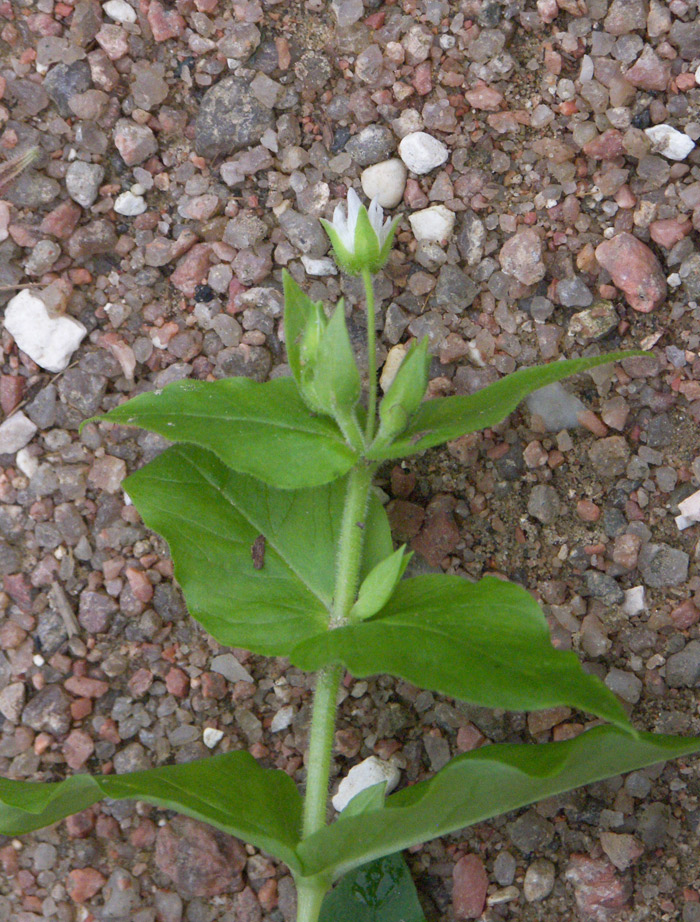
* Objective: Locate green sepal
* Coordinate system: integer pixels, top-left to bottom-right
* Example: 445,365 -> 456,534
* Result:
304,302 -> 362,434
350,546 -> 411,622
374,338 -> 431,451
321,219 -> 363,275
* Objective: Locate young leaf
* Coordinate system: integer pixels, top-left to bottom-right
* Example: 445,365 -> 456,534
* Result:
373,339 -> 431,451
319,853 -> 426,922
292,574 -> 631,731
340,782 -> 387,819
91,376 -> 357,489
299,726 -> 700,880
0,752 -> 303,871
367,351 -> 645,461
124,444 -> 392,654
350,546 -> 411,622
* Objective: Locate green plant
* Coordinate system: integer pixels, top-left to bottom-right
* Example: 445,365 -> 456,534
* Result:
1,192 -> 698,922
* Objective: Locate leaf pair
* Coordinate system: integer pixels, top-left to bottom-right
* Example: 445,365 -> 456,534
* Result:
3,727 -> 700,886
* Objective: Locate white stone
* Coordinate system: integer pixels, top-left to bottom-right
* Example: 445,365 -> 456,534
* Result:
0,412 -> 37,454
16,447 -> 38,478
114,191 -> 147,216
678,489 -> 700,520
622,586 -> 645,616
103,0 -> 136,21
380,343 -> 408,392
361,158 -> 407,209
408,204 -> 455,242
645,124 -> 696,161
4,290 -> 87,373
65,161 -> 105,209
332,756 -> 400,813
210,652 -> 253,683
270,705 -> 294,733
203,727 -> 224,749
398,131 -> 448,174
301,255 -> 337,276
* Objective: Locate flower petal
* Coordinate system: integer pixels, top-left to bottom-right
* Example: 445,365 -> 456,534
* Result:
367,198 -> 385,238
346,188 -> 362,238
332,202 -> 354,251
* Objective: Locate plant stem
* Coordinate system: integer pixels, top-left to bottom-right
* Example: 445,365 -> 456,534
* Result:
297,463 -> 375,922
361,268 -> 377,442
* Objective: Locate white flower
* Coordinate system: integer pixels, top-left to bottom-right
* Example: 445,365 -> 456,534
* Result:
321,188 -> 399,275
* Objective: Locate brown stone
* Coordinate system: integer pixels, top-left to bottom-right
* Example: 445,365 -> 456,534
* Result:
452,854 -> 488,920
155,817 -> 246,897
67,867 -> 106,902
411,494 -> 460,566
63,729 -> 95,770
624,45 -> 669,91
583,129 -> 626,160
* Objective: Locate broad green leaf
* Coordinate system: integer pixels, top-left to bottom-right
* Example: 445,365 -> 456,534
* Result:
373,339 -> 431,451
319,853 -> 426,922
124,444 -> 392,653
350,546 -> 411,622
292,575 -> 630,730
283,269 -> 326,386
93,376 -> 357,488
367,351 -> 644,461
299,726 -> 700,880
0,752 -> 303,871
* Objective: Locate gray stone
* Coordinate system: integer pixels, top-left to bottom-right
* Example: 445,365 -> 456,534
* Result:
433,264 -> 479,311
278,209 -> 328,258
670,19 -> 700,59
131,61 -> 169,111
67,218 -> 118,260
218,23 -> 261,61
210,653 -> 253,683
345,125 -> 395,167
57,369 -> 106,417
557,276 -> 594,307
102,869 -> 139,920
636,802 -> 669,848
507,809 -> 554,854
114,741 -> 151,774
638,542 -> 689,587
0,682 -> 26,723
604,667 -> 643,704
23,685 -> 71,736
332,0 -> 364,27
584,571 -> 625,606
527,484 -> 560,524
44,60 -> 92,117
493,851 -> 517,886
526,382 -> 585,431
65,160 -> 104,208
4,172 -> 60,208
588,436 -> 630,477
195,76 -> 274,160
523,859 -> 556,902
214,344 -> 271,381
424,734 -> 451,772
665,640 -> 700,687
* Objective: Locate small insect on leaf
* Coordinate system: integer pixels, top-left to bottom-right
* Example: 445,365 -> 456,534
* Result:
251,535 -> 266,570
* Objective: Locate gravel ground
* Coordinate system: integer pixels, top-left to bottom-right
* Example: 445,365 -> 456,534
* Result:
1,0 -> 700,920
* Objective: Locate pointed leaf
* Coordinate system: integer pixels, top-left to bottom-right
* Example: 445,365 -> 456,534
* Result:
292,575 -> 630,730
93,376 -> 357,488
350,546 -> 411,622
367,352 -> 645,460
0,752 -> 303,871
124,444 -> 392,654
319,853 -> 426,922
340,782 -> 387,819
299,726 -> 700,880
374,339 -> 430,451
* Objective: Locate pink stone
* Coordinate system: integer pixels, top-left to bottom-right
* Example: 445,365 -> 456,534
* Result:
669,599 -> 700,629
128,667 -> 154,697
67,868 -> 106,902
452,854 -> 488,920
40,201 -> 82,238
165,667 -> 189,698
125,567 -> 154,604
465,83 -> 503,111
147,0 -> 186,42
565,855 -> 631,921
649,217 -> 692,248
155,817 -> 246,897
411,61 -> 432,96
170,244 -> 211,297
499,227 -> 546,286
95,24 -> 129,61
624,45 -> 670,91
63,729 -> 95,770
595,233 -> 666,313
583,129 -> 626,160
65,676 -> 110,698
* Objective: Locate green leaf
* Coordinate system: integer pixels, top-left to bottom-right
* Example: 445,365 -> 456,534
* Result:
283,270 -> 326,387
374,339 -> 431,451
367,351 -> 645,460
299,726 -> 700,880
350,546 -> 411,622
312,301 -> 362,420
340,782 -> 387,819
292,575 -> 630,730
319,853 -> 426,922
0,752 -> 303,871
93,376 -> 357,489
124,444 -> 392,654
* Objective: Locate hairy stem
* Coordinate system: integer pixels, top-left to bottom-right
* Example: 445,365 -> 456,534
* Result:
362,268 -> 377,442
297,463 -> 375,922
